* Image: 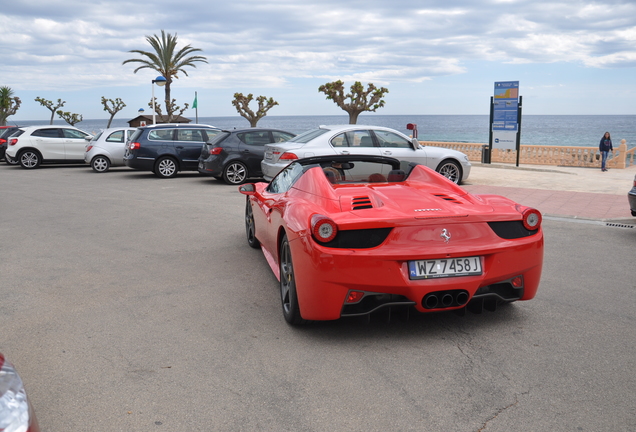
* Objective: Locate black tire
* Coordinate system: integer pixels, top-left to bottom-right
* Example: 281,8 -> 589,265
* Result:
223,161 -> 248,185
154,156 -> 178,178
279,234 -> 305,325
18,150 -> 41,169
436,159 -> 462,184
91,155 -> 111,173
245,198 -> 260,249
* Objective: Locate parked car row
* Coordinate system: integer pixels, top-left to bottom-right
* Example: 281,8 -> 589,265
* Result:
2,122 -> 476,185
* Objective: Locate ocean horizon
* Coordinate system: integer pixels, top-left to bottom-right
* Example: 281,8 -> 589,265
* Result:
9,114 -> 636,149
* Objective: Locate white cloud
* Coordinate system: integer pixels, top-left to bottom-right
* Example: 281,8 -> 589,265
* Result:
2,0 -> 635,117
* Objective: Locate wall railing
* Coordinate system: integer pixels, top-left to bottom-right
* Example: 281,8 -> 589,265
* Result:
418,140 -> 634,169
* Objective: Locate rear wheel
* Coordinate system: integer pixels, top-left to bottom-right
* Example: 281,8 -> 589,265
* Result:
19,150 -> 41,169
91,156 -> 111,173
279,234 -> 305,325
436,159 -> 462,184
245,199 -> 260,249
223,161 -> 248,185
155,156 -> 178,178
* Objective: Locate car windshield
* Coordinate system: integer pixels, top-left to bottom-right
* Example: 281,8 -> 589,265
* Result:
317,160 -> 409,184
288,128 -> 329,144
92,131 -> 104,141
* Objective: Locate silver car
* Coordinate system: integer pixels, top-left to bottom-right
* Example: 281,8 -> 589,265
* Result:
261,125 -> 471,184
85,127 -> 137,172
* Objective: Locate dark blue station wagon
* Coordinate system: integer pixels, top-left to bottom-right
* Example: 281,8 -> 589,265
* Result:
124,124 -> 222,178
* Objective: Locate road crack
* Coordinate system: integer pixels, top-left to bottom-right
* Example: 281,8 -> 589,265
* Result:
477,389 -> 530,432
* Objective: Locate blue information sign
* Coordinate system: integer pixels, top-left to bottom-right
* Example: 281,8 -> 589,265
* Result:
493,81 -> 519,132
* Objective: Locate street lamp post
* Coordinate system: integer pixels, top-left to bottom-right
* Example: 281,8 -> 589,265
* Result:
151,76 -> 167,125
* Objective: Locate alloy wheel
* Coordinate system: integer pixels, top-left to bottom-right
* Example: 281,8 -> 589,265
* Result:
91,156 -> 110,173
245,199 -> 260,248
280,237 -> 294,317
19,151 -> 40,169
279,235 -> 305,325
224,162 -> 247,185
156,157 -> 178,178
437,160 -> 461,184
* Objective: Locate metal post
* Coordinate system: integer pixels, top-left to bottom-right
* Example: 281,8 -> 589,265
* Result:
152,83 -> 156,125
516,95 -> 523,167
487,96 -> 494,164
151,76 -> 166,125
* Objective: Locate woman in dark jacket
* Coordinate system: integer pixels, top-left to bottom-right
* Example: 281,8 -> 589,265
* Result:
599,132 -> 613,171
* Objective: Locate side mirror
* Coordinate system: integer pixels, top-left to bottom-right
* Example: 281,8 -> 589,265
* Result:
412,138 -> 422,149
238,184 -> 256,195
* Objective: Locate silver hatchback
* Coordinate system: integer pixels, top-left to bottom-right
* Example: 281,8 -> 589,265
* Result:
261,125 -> 471,184
84,127 -> 137,172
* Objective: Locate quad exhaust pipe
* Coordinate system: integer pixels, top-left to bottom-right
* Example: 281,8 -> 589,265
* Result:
423,290 -> 469,309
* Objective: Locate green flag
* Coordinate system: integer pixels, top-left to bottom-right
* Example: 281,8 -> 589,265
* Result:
192,94 -> 198,109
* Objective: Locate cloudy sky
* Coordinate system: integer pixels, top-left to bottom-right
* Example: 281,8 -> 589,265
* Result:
2,0 -> 635,121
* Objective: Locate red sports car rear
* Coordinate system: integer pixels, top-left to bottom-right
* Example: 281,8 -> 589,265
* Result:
240,155 -> 543,324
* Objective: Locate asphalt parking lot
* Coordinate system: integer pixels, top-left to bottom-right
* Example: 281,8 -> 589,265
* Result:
1,164 -> 635,432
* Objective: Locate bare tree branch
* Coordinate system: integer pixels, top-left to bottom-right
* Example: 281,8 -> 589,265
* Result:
318,81 -> 389,124
35,97 -> 66,124
232,93 -> 279,127
101,97 -> 126,128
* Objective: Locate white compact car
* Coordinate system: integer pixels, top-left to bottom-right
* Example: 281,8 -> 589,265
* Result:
85,127 -> 137,172
5,125 -> 93,169
261,125 -> 471,184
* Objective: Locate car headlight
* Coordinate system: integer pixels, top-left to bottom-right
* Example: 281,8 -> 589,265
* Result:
0,354 -> 31,432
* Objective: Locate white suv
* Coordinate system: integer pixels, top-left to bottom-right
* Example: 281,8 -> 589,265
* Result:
6,125 -> 93,169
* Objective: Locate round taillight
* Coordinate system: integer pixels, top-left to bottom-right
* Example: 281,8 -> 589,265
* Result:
279,152 -> 299,161
521,208 -> 542,230
311,214 -> 338,243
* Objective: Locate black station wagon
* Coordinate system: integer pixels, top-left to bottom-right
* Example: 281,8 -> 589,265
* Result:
124,124 -> 222,178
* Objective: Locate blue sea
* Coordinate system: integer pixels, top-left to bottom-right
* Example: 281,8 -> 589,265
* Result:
12,115 -> 636,149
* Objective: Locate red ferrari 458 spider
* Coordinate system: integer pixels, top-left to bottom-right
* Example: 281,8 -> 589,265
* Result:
239,155 -> 543,325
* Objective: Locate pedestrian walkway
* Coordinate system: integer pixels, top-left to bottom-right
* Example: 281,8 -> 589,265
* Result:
462,163 -> 636,221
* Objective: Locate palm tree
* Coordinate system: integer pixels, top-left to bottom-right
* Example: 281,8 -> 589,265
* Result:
0,86 -> 21,126
122,30 -> 207,120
